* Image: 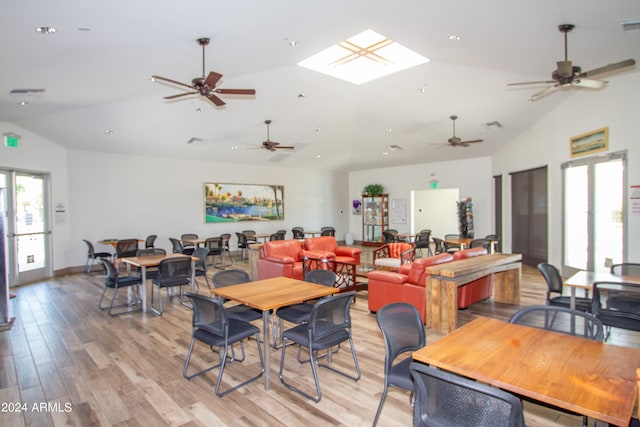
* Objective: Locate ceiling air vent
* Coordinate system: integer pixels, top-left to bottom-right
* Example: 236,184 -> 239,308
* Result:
620,19 -> 640,33
10,88 -> 45,97
483,121 -> 503,129
187,137 -> 206,144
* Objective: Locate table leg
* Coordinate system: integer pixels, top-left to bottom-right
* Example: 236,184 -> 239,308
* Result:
570,287 -> 576,310
140,266 -> 147,313
262,309 -> 271,390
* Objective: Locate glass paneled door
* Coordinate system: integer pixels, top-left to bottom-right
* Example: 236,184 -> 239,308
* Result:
0,170 -> 51,286
562,152 -> 626,274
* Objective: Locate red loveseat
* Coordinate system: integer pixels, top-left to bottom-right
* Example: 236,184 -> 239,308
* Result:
367,253 -> 453,323
367,247 -> 492,323
257,239 -> 335,280
304,236 -> 362,265
452,247 -> 492,309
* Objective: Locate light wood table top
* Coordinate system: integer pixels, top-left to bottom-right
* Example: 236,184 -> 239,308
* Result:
425,253 -> 522,278
99,238 -> 143,249
413,317 -> 640,426
444,237 -> 473,249
564,270 -> 640,309
210,276 -> 339,390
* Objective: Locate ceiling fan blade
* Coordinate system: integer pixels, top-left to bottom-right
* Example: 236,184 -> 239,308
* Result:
274,146 -> 295,150
151,75 -> 194,90
204,71 -> 223,88
573,78 -> 607,89
164,92 -> 197,100
206,93 -> 226,107
529,84 -> 561,101
507,80 -> 556,87
460,139 -> 483,144
580,59 -> 636,78
215,89 -> 256,95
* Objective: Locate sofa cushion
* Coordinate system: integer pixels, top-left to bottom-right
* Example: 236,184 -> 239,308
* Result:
261,239 -> 304,261
452,247 -> 487,260
406,253 -> 454,285
304,236 -> 337,253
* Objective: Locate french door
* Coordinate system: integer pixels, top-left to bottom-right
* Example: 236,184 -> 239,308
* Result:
0,170 -> 52,286
562,152 -> 626,275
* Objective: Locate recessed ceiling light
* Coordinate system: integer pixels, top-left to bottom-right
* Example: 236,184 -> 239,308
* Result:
449,34 -> 461,41
195,107 -> 204,112
284,38 -> 298,47
382,151 -> 389,156
35,26 -> 57,34
298,93 -> 306,98
314,154 -> 321,159
231,145 -> 239,151
105,129 -> 114,135
298,29 -> 429,84
315,127 -> 322,132
385,128 -> 392,133
18,101 -> 28,106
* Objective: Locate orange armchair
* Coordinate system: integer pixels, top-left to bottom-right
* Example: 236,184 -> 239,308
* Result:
258,239 -> 334,280
372,242 -> 415,268
304,236 -> 362,265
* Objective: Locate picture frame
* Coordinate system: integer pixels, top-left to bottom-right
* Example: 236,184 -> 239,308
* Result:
570,127 -> 609,158
204,183 -> 284,223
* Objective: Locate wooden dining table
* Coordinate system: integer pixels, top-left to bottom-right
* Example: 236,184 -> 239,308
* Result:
413,317 -> 640,426
119,253 -> 197,313
564,270 -> 640,309
209,276 -> 338,390
444,237 -> 474,250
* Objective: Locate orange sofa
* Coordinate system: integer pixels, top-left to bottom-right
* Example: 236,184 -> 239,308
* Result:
367,247 -> 492,323
257,239 -> 335,280
304,236 -> 362,265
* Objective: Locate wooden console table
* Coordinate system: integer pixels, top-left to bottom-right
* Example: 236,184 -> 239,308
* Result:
425,253 -> 522,334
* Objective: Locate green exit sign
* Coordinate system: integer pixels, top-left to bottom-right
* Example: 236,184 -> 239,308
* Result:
4,134 -> 19,148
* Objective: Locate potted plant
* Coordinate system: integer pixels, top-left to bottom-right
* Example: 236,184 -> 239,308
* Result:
362,183 -> 384,196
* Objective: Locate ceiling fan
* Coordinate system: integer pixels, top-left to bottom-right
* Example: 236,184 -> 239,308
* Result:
260,120 -> 294,151
508,24 -> 636,102
436,115 -> 483,147
151,37 -> 255,107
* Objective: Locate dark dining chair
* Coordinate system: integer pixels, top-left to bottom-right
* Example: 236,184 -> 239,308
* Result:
180,233 -> 198,256
115,238 -> 139,259
320,226 -> 335,236
409,362 -> 525,427
211,269 -> 261,323
135,248 -> 166,281
291,227 -> 304,239
82,239 -> 112,274
537,263 -> 591,311
235,232 -> 250,261
98,257 -> 143,316
414,230 -> 432,257
509,305 -> 604,341
193,247 -> 212,290
144,234 -> 157,248
183,292 -> 264,397
150,256 -> 192,316
373,303 -> 426,426
205,237 -> 225,268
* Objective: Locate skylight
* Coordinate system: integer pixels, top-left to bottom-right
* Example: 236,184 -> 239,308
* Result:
298,29 -> 429,85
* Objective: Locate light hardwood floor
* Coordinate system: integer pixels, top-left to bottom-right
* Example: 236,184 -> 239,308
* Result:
2,249 -> 638,427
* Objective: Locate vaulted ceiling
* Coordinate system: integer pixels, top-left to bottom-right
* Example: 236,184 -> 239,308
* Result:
1,0 -> 638,171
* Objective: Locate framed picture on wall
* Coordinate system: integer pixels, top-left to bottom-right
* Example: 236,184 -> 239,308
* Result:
570,127 -> 609,158
203,183 -> 284,223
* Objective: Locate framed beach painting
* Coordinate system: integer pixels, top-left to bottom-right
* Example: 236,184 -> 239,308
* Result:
204,183 -> 284,223
570,127 -> 609,158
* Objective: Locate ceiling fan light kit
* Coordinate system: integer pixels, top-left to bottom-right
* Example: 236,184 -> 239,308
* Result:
508,24 -> 636,101
152,37 -> 256,107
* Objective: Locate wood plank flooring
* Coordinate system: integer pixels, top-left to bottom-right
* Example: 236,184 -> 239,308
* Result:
2,248 -> 638,426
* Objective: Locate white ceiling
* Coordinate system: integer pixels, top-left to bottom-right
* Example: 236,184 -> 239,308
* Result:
1,0 -> 639,172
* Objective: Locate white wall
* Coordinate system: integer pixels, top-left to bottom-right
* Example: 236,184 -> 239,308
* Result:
492,72 -> 640,267
0,124 -> 348,271
348,157 -> 493,241
412,188 -> 460,238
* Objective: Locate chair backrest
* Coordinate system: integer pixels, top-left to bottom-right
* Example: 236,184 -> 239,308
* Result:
291,227 -> 304,239
485,234 -> 499,241
509,305 -> 604,341
415,230 -> 431,243
99,257 -> 119,284
211,269 -> 251,288
537,263 -> 564,298
592,281 -> 640,332
309,291 -> 355,340
235,232 -> 248,247
304,269 -> 336,287
611,263 -> 640,276
382,230 -> 398,243
320,227 -> 335,236
169,237 -> 184,253
185,292 -> 227,335
193,247 -> 210,271
470,238 -> 491,251
219,233 -> 231,248
376,303 -> 425,374
276,230 -> 287,239
444,233 -> 460,240
409,362 -> 525,427
116,239 -> 139,258
157,256 -> 192,284
145,234 -> 157,248
181,233 -> 198,247
137,248 -> 166,256
269,233 -> 281,241
432,237 -> 445,254
205,237 -> 223,252
83,239 -> 96,257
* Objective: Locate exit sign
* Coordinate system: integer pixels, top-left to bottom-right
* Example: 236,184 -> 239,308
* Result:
4,133 -> 20,148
